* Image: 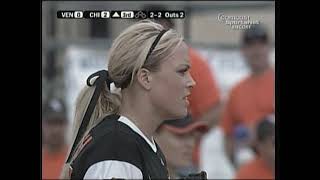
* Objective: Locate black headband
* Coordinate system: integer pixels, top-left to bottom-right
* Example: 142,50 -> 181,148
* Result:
145,29 -> 168,62
66,70 -> 113,163
121,29 -> 168,89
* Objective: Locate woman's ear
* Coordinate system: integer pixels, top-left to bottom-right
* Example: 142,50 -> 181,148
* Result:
136,68 -> 152,90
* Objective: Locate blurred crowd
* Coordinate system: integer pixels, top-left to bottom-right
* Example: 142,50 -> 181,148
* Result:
42,5 -> 275,180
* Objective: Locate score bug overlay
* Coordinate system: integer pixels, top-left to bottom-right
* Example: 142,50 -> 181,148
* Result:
57,10 -> 185,19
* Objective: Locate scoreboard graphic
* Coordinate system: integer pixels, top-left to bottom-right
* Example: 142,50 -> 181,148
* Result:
57,10 -> 185,19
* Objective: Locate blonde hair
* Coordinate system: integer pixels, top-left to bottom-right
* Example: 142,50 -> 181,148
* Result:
60,19 -> 183,179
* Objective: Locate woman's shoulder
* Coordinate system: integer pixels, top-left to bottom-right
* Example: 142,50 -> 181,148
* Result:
71,115 -> 145,178
87,127 -> 143,162
74,114 -> 143,162
90,114 -> 142,145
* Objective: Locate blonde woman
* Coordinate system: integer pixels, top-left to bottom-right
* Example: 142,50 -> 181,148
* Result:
60,20 -> 195,179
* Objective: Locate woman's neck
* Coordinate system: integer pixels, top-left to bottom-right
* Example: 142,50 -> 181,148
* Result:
119,92 -> 162,142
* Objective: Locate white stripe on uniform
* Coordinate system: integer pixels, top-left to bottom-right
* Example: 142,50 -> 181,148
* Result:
84,160 -> 143,179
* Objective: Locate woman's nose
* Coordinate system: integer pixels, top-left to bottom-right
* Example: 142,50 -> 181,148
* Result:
187,72 -> 196,89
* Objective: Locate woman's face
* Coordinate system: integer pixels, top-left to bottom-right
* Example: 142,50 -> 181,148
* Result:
156,128 -> 197,168
149,42 -> 195,119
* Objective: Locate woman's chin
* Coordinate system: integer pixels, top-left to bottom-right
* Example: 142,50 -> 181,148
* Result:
165,107 -> 188,120
178,108 -> 188,117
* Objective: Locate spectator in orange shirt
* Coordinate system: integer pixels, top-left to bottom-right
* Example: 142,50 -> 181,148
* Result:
235,117 -> 275,179
188,48 -> 221,128
188,47 -> 222,168
42,98 -> 68,179
220,24 -> 275,166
